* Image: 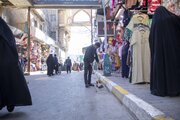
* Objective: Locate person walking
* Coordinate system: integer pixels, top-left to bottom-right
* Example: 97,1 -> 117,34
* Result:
83,42 -> 101,88
46,54 -> 55,76
0,17 -> 32,112
54,54 -> 59,74
65,57 -> 72,74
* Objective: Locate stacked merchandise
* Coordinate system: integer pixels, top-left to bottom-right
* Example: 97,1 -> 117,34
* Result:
107,37 -> 121,72
30,41 -> 42,71
41,44 -> 50,70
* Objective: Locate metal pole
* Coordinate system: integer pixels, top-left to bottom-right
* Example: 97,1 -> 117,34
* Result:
27,7 -> 31,75
91,8 -> 93,44
0,7 -> 3,16
102,0 -> 107,52
102,0 -> 111,76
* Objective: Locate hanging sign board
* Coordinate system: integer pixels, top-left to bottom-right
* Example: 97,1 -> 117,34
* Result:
33,0 -> 101,8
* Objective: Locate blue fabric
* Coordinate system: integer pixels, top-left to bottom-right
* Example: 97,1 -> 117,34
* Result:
121,41 -> 130,78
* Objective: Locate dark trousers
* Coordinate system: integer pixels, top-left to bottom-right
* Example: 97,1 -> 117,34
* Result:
47,65 -> 54,76
84,62 -> 92,85
122,54 -> 129,78
66,66 -> 71,73
55,65 -> 59,74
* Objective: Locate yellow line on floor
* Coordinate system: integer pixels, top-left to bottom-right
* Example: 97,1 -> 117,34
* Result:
114,85 -> 129,95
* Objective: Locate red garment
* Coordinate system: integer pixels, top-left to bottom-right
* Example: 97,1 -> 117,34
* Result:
112,0 -> 115,8
112,39 -> 117,46
116,34 -> 122,44
141,0 -> 147,7
148,0 -> 161,14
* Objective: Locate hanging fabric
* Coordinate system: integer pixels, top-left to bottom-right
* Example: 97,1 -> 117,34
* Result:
140,0 -> 148,8
125,0 -> 138,9
130,25 -> 150,84
123,28 -> 133,41
148,0 -> 161,14
149,6 -> 180,96
126,12 -> 149,32
123,9 -> 133,27
121,40 -> 130,78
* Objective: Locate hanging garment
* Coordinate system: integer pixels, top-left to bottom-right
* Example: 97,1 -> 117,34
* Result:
126,0 -> 138,8
123,28 -> 133,41
121,41 -> 130,78
149,6 -> 180,96
140,0 -> 148,8
118,44 -> 123,59
0,17 -> 32,107
148,0 -> 161,14
123,9 -> 133,27
127,13 -> 149,32
130,25 -> 150,84
114,53 -> 121,69
112,39 -> 117,46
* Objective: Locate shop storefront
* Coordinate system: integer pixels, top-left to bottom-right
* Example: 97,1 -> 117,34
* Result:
96,0 -> 180,96
14,26 -> 58,72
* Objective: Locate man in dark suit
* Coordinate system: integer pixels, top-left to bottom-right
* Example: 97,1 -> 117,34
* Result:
65,57 -> 72,74
54,54 -> 59,74
83,42 -> 100,88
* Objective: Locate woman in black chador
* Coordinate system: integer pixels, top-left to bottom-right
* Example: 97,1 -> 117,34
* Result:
0,17 -> 32,112
149,6 -> 180,97
46,54 -> 55,76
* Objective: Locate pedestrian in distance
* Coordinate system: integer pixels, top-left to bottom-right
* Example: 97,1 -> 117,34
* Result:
54,54 -> 59,74
65,57 -> 72,74
0,17 -> 32,112
58,62 -> 63,74
46,54 -> 55,76
83,42 -> 101,88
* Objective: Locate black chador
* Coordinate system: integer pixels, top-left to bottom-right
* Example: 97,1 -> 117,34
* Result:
149,6 -> 180,96
46,54 -> 55,76
0,17 -> 32,110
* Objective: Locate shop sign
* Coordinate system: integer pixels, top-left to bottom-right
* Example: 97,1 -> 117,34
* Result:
33,0 -> 100,6
98,22 -> 114,37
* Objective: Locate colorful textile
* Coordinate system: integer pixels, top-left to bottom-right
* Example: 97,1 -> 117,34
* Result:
130,25 -> 150,84
126,0 -> 137,8
121,41 -> 130,78
123,28 -> 132,41
126,13 -> 149,31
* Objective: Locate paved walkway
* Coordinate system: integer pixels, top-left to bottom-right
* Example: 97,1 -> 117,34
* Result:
96,70 -> 180,120
0,71 -> 135,120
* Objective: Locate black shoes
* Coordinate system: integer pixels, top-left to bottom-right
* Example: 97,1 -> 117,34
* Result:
7,106 -> 15,112
89,83 -> 94,86
85,83 -> 94,88
85,84 -> 89,88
